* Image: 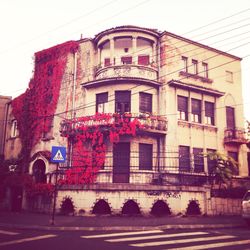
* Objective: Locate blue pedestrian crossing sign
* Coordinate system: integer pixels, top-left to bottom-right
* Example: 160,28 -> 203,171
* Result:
51,146 -> 66,163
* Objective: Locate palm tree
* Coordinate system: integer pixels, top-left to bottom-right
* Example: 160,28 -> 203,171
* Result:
206,151 -> 238,189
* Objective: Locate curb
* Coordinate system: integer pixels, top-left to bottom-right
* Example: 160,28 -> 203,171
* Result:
0,223 -> 246,231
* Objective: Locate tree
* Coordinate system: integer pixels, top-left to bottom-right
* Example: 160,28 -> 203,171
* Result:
206,151 -> 238,189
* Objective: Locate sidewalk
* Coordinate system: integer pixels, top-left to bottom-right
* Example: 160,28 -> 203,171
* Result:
0,211 -> 247,231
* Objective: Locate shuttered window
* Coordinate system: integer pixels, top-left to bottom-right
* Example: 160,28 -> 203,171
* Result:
139,143 -> 153,170
207,149 -> 216,174
205,101 -> 215,125
96,92 -> 108,113
226,106 -> 235,129
179,146 -> 190,172
193,148 -> 204,173
115,91 -> 131,113
191,98 -> 201,123
121,56 -> 132,64
138,55 -> 149,65
139,92 -> 152,113
104,58 -> 111,66
177,95 -> 188,121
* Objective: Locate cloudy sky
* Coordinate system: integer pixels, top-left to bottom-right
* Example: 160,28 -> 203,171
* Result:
1,0 -> 250,119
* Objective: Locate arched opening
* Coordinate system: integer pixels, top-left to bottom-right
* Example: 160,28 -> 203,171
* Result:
32,159 -> 46,183
151,200 -> 171,217
92,199 -> 111,215
60,197 -> 75,215
121,200 -> 141,215
186,200 -> 201,215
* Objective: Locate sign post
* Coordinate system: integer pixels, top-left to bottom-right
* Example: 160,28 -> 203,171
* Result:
50,146 -> 66,225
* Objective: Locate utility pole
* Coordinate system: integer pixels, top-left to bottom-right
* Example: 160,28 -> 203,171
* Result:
50,162 -> 59,225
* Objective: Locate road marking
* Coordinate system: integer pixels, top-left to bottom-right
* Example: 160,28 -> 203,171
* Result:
81,230 -> 163,239
167,239 -> 250,250
106,231 -> 208,242
0,230 -> 19,235
0,234 -> 57,246
130,235 -> 235,247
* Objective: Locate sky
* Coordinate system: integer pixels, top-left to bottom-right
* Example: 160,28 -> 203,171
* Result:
1,0 -> 250,120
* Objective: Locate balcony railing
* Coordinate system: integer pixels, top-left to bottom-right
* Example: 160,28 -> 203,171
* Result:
224,128 -> 248,145
60,113 -> 167,136
95,64 -> 158,81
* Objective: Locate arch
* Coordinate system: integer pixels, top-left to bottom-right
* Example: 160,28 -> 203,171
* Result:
32,159 -> 46,183
121,200 -> 141,215
151,200 -> 171,217
186,200 -> 201,215
60,196 -> 75,215
224,94 -> 236,107
92,199 -> 111,215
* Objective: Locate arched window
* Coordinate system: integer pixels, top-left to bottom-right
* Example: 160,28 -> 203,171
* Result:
32,159 -> 46,183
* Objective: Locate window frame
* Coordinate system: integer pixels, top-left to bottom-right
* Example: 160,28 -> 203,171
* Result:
202,62 -> 208,78
191,98 -> 202,123
177,95 -> 188,121
204,101 -> 215,125
182,56 -> 188,72
139,143 -> 153,170
139,92 -> 152,114
96,92 -> 108,113
179,145 -> 191,172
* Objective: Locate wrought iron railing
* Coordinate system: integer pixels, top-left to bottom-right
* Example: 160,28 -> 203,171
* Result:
224,127 -> 247,144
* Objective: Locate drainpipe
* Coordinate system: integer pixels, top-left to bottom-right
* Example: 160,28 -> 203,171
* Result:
69,52 -> 77,168
2,101 -> 10,158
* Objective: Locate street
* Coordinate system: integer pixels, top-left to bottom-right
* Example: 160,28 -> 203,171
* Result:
1,228 -> 250,250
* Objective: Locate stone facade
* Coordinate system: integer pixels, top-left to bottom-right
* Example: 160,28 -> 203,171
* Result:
3,25 -> 250,215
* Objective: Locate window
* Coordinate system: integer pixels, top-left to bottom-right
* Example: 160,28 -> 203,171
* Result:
191,98 -> 201,123
177,95 -> 188,121
104,58 -> 111,67
207,149 -> 216,174
226,106 -> 235,129
205,101 -> 215,125
228,151 -> 239,175
121,56 -> 132,65
182,56 -> 188,72
138,55 -> 149,65
139,92 -> 152,113
179,146 -> 190,172
193,148 -> 204,173
192,59 -> 198,75
33,160 -> 46,183
202,62 -> 208,78
10,120 -> 18,138
226,71 -> 233,83
96,92 -> 108,113
42,116 -> 54,139
139,143 -> 153,170
115,91 -> 131,114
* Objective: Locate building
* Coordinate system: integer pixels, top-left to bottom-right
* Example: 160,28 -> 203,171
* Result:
3,26 -> 250,215
0,95 -> 11,159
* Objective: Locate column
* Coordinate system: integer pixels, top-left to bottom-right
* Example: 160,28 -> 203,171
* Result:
132,36 -> 137,64
110,38 -> 115,65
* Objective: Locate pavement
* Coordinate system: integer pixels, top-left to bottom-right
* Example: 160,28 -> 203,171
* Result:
0,211 -> 247,231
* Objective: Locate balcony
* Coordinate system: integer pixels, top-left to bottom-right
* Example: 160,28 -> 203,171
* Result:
95,64 -> 158,82
60,113 -> 167,137
224,128 -> 248,145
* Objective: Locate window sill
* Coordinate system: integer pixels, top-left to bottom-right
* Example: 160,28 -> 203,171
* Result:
178,120 -> 217,132
179,71 -> 213,83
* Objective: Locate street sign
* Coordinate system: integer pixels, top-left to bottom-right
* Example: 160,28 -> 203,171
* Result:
51,146 -> 66,163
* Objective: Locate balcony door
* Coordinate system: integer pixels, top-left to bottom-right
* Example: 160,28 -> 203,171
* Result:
226,106 -> 235,129
113,142 -> 130,183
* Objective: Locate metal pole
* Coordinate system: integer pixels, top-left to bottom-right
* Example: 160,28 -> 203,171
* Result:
50,163 -> 59,225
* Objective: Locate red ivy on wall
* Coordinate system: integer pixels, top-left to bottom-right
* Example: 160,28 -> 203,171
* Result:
12,41 -> 79,172
59,113 -> 143,185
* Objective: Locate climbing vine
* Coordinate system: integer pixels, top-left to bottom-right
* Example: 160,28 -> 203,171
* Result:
12,41 -> 79,172
59,113 -> 143,184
